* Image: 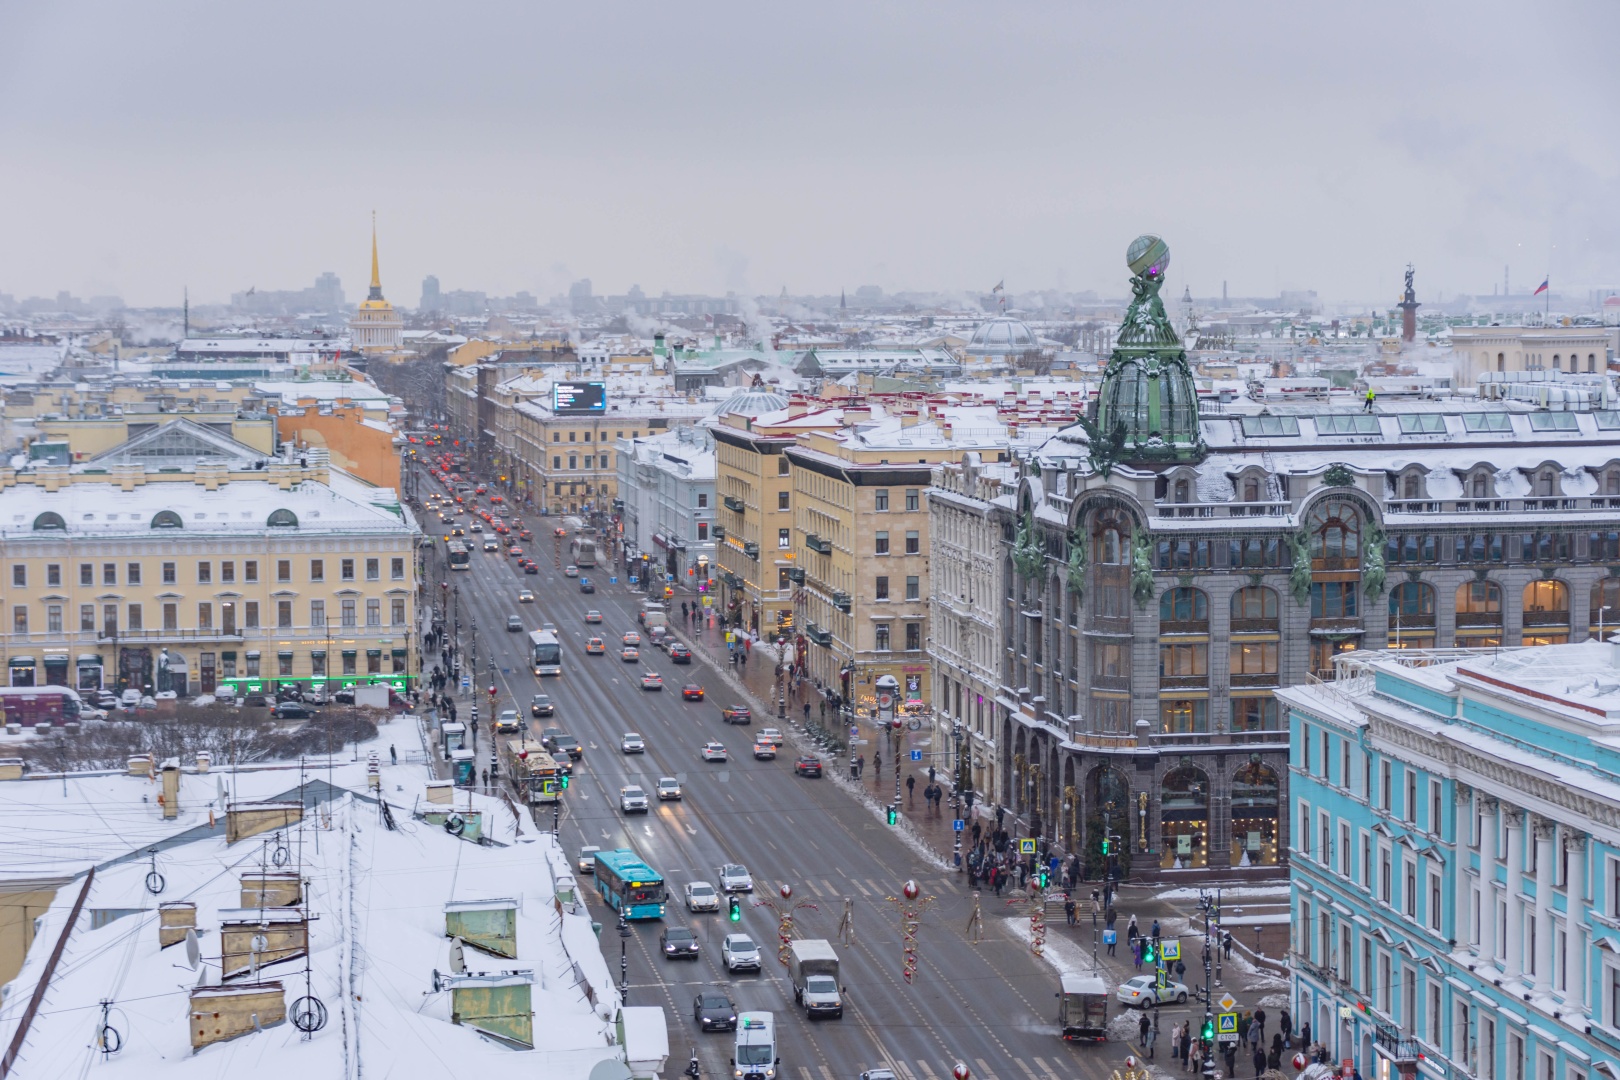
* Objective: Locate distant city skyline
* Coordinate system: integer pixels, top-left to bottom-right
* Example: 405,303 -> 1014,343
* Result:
2,0 -> 1616,309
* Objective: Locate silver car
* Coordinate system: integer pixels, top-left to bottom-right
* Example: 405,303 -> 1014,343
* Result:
619,786 -> 649,814
621,732 -> 646,754
684,881 -> 720,912
718,863 -> 753,893
721,933 -> 761,972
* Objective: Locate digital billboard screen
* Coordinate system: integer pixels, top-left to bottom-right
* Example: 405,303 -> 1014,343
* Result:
553,381 -> 607,414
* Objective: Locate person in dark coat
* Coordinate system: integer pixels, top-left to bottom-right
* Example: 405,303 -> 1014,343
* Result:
1139,1013 -> 1151,1050
1252,1046 -> 1266,1079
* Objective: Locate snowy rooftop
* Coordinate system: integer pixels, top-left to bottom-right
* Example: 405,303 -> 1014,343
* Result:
251,379 -> 396,406
0,737 -> 631,1079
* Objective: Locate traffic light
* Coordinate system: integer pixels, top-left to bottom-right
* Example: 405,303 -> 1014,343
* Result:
728,895 -> 742,922
1200,1017 -> 1214,1042
1037,866 -> 1050,889
559,773 -> 569,789
1142,939 -> 1157,964
886,804 -> 899,826
1101,836 -> 1113,855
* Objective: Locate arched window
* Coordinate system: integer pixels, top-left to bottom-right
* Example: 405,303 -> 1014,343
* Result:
1160,765 -> 1211,869
266,509 -> 299,528
1308,499 -> 1361,569
1591,580 -> 1620,628
1230,761 -> 1280,867
1231,586 -> 1279,623
1243,477 -> 1260,502
1590,354 -> 1599,374
1553,354 -> 1562,371
31,512 -> 65,531
1471,471 -> 1490,499
1455,581 -> 1502,616
1606,469 -> 1620,497
1388,581 -> 1435,617
1523,579 -> 1569,615
150,510 -> 184,529
1402,473 -> 1421,500
1159,587 -> 1208,627
1537,469 -> 1559,497
1496,352 -> 1505,372
1173,478 -> 1190,504
1093,515 -> 1131,618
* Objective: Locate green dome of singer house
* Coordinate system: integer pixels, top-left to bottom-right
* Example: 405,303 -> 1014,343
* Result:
1093,234 -> 1205,464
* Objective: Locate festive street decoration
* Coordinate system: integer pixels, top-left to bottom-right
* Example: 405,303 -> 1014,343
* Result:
885,879 -> 935,984
752,883 -> 817,967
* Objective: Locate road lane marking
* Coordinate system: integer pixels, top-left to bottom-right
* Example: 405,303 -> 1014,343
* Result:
850,879 -> 871,897
915,1061 -> 940,1080
1031,1058 -> 1062,1080
1013,1060 -> 1040,1080
895,1063 -> 919,1080
684,824 -> 697,835
974,1059 -> 1000,1080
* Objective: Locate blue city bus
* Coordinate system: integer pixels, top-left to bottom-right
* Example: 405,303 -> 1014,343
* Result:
593,849 -> 666,919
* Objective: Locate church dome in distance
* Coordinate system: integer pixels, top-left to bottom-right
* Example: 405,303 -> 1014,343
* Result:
967,316 -> 1037,355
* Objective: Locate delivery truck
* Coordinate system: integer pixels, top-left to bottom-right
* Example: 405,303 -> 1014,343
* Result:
788,939 -> 843,1019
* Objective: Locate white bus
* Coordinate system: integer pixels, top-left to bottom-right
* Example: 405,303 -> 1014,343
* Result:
528,630 -> 562,676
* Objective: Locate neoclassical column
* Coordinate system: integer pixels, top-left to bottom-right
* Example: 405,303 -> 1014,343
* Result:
1479,797 -> 1499,966
1531,818 -> 1555,994
1564,832 -> 1588,1013
1451,783 -> 1474,951
1503,806 -> 1525,980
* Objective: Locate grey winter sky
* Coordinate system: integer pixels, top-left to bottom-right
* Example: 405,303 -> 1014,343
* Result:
2,0 -> 1617,309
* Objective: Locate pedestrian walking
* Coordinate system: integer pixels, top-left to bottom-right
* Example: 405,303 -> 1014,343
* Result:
1178,1022 -> 1192,1070
1064,895 -> 1076,926
1299,1022 -> 1312,1053
819,699 -> 827,720
1222,929 -> 1233,960
803,702 -> 811,723
1280,1008 -> 1293,1048
1146,1017 -> 1158,1060
389,744 -> 397,764
874,752 -> 881,777
1138,1013 -> 1151,1051
1127,914 -> 1139,948
1133,937 -> 1145,971
1252,1047 -> 1266,1080
906,774 -> 916,805
1253,1008 -> 1266,1044
1150,918 -> 1160,940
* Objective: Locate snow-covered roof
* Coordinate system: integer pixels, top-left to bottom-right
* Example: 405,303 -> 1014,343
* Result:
0,741 -> 633,1078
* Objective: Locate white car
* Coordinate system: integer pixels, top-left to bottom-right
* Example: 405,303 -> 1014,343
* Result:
721,933 -> 761,972
621,732 -> 646,754
578,845 -> 600,874
718,863 -> 753,893
684,881 -> 720,912
564,565 -> 579,577
518,588 -> 535,603
656,776 -> 682,800
1115,974 -> 1188,1008
619,786 -> 649,814
752,740 -> 776,760
758,727 -> 784,747
701,742 -> 728,762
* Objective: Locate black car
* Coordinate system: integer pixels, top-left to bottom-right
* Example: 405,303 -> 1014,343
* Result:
332,688 -> 356,705
553,734 -> 582,760
530,694 -> 555,717
579,579 -> 596,594
693,991 -> 737,1032
273,702 -> 314,720
660,926 -> 700,960
524,563 -> 539,575
669,643 -> 692,664
794,756 -> 823,778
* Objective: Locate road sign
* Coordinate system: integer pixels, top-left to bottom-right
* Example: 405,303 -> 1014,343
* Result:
953,819 -> 965,831
1018,838 -> 1036,855
1218,993 -> 1237,1012
850,725 -> 859,737
1217,1012 -> 1238,1035
609,577 -> 618,584
461,675 -> 471,690
1161,940 -> 1180,962
629,576 -> 638,584
910,750 -> 922,761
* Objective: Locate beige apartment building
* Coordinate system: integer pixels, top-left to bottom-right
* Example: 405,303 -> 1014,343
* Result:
710,395 -> 843,635
1450,325 -> 1614,383
0,419 -> 418,696
786,412 -> 989,714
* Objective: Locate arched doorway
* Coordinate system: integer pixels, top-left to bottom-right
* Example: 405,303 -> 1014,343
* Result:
1085,766 -> 1131,881
1160,764 -> 1211,869
1230,759 -> 1280,866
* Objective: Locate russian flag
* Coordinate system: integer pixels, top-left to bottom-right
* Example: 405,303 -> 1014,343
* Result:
1533,278 -> 1549,296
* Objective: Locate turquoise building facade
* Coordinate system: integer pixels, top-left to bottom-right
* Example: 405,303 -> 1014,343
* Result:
1279,644 -> 1620,1080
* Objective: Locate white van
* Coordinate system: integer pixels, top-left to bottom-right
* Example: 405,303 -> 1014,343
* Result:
732,1011 -> 777,1080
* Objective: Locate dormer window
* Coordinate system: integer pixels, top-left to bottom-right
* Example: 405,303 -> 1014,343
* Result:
1471,472 -> 1489,499
1537,470 -> 1558,497
1173,478 -> 1190,504
1402,474 -> 1421,500
1243,478 -> 1260,503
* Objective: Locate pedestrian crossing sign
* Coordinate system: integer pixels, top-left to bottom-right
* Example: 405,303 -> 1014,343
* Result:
1161,940 -> 1180,962
1217,1012 -> 1238,1035
1018,838 -> 1036,855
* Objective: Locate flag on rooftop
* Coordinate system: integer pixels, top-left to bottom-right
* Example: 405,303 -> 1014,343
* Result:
1533,277 -> 1549,296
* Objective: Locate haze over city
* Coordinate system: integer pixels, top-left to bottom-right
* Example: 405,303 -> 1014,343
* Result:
3,0 -> 1617,308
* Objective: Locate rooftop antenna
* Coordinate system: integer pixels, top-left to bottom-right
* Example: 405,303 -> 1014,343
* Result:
183,287 -> 190,340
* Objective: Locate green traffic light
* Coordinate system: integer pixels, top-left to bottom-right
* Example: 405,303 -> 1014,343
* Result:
728,896 -> 741,922
1201,1019 -> 1214,1041
886,805 -> 898,826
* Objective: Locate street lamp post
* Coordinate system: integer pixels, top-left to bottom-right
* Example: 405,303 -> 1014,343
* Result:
950,718 -> 964,871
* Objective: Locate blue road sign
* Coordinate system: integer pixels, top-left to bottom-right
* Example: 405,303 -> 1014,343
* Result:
460,675 -> 471,690
953,819 -> 965,832
909,750 -> 922,761
610,577 -> 618,584
849,725 -> 859,737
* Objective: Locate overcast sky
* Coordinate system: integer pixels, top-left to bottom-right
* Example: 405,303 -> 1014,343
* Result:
2,0 -> 1616,309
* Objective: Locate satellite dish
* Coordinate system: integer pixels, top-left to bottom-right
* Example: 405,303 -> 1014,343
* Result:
449,937 -> 466,975
184,928 -> 200,970
588,1061 -> 634,1080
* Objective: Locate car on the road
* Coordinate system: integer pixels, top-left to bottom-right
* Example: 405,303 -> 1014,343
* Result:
656,776 -> 682,800
584,609 -> 603,623
620,646 -> 640,662
700,742 -> 728,762
641,672 -> 663,690
585,637 -> 606,654
506,615 -> 524,632
551,751 -> 573,775
619,785 -> 649,813
495,708 -> 521,733
757,727 -> 784,747
668,642 -> 692,664
579,579 -> 595,593
564,565 -> 579,577
794,756 -> 823,778
542,622 -> 557,634
721,934 -> 761,972
530,694 -> 554,717
518,529 -> 532,541
621,732 -> 646,754
469,521 -> 484,533
659,926 -> 700,961
681,684 -> 705,701
273,702 -> 313,720
524,562 -> 539,574
1115,974 -> 1188,1008
552,734 -> 582,760
554,526 -> 568,537
718,864 -> 753,893
508,546 -> 524,558
483,539 -> 500,552
621,631 -> 641,646
751,740 -> 775,760
685,880 -> 719,911
517,588 -> 534,603
859,1071 -> 897,1080
721,705 -> 751,725
693,991 -> 737,1032
577,846 -> 599,873
540,726 -> 563,746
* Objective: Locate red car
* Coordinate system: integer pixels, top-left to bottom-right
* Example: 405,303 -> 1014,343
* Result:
682,684 -> 705,701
